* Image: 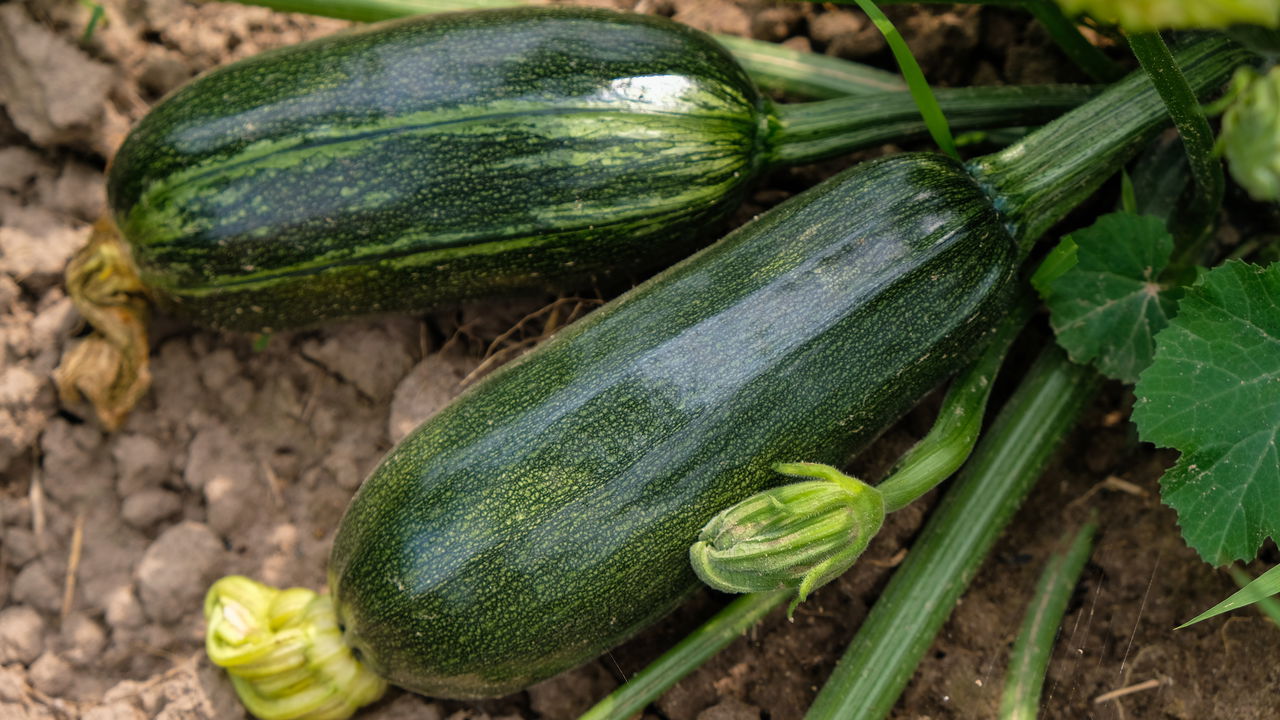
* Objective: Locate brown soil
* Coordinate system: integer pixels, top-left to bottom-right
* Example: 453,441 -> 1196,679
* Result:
1,1 -> 1277,719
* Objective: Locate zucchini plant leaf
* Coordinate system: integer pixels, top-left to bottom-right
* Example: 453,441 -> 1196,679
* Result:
1178,564 -> 1280,628
1040,212 -> 1179,383
1133,261 -> 1280,565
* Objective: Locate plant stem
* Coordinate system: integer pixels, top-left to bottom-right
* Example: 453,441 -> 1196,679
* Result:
1128,32 -> 1225,264
969,36 -> 1250,251
849,0 -> 959,159
768,85 -> 1097,167
577,590 -> 789,720
877,295 -> 1033,512
1023,0 -> 1124,82
804,346 -> 1099,720
999,520 -> 1097,720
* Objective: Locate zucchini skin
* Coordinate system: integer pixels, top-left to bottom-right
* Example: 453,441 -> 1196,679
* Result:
328,153 -> 1019,698
107,7 -> 763,331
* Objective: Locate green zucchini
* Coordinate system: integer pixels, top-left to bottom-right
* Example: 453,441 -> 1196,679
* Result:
200,35 -> 1249,712
106,6 -> 1092,332
328,152 -> 1019,698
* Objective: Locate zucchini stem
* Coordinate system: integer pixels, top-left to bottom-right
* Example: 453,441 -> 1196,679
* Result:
876,294 -> 1033,512
969,36 -> 1253,252
1128,32 -> 1225,256
767,85 -> 1100,167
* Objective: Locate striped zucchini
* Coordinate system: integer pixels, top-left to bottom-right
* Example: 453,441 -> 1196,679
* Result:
106,6 -> 1093,332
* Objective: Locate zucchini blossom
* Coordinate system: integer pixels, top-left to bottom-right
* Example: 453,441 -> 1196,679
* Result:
204,576 -> 386,720
1219,66 -> 1280,202
690,462 -> 885,614
1054,0 -> 1280,30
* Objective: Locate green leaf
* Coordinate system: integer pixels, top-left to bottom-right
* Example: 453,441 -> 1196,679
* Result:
1178,564 -> 1280,628
1133,261 -> 1280,565
1042,212 -> 1179,383
1030,236 -> 1077,296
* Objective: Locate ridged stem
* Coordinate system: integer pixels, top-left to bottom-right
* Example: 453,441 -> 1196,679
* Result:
1128,32 -> 1225,254
969,36 -> 1251,251
999,520 -> 1097,720
576,590 -> 790,720
767,84 -> 1099,167
804,346 -> 1099,720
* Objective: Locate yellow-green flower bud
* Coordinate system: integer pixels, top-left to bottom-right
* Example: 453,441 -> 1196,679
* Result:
1220,66 -> 1280,202
1055,0 -> 1280,31
689,462 -> 885,614
204,576 -> 387,720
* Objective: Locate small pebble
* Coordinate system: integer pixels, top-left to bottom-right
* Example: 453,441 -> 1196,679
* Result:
0,605 -> 46,665
103,585 -> 145,630
111,434 -> 170,495
135,522 -> 224,624
121,488 -> 182,530
11,561 -> 61,615
28,651 -> 71,696
61,612 -> 107,665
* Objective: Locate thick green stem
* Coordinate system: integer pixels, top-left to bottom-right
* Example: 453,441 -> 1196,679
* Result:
999,521 -> 1097,720
1128,32 -> 1225,257
804,347 -> 1099,720
577,591 -> 789,720
969,36 -> 1251,251
877,294 -> 1034,512
767,85 -> 1098,167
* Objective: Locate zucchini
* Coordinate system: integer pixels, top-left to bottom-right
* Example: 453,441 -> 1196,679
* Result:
202,35 -> 1250,712
329,152 -> 1019,697
105,7 -> 1092,332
